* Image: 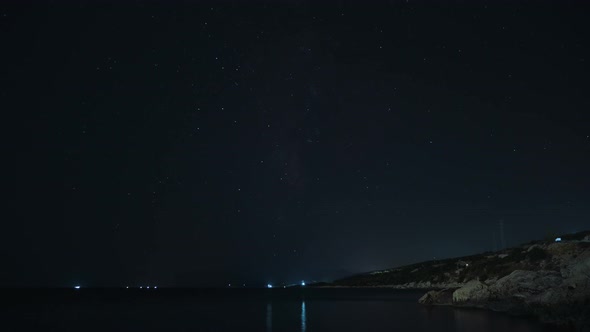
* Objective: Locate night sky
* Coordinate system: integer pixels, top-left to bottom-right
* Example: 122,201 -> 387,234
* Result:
4,1 -> 590,287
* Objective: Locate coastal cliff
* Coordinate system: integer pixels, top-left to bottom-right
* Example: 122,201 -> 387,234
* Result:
331,231 -> 590,329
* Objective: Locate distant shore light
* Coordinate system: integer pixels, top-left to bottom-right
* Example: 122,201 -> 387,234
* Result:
555,237 -> 562,242
301,281 -> 306,286
74,285 -> 80,289
267,284 -> 273,288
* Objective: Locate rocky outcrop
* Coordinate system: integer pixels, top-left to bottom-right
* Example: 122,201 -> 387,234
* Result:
452,280 -> 490,304
418,288 -> 455,305
493,270 -> 561,299
331,231 -> 590,328
422,266 -> 590,328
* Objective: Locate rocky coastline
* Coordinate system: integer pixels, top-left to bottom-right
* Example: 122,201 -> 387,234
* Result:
330,231 -> 590,330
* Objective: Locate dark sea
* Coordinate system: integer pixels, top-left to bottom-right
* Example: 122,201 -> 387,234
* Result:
0,288 -> 567,332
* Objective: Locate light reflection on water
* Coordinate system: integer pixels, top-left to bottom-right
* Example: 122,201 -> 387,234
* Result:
265,300 -> 306,332
301,301 -> 306,332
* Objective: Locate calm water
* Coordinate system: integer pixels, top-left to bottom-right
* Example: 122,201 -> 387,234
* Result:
0,288 -> 564,331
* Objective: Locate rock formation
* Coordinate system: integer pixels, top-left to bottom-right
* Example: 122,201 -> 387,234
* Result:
332,231 -> 590,329
419,242 -> 590,329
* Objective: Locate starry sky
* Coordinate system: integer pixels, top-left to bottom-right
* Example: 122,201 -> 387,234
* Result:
3,1 -> 590,287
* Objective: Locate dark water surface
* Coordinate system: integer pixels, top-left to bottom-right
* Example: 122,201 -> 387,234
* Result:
0,288 -> 565,331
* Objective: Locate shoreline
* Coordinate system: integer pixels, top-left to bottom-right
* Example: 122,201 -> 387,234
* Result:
322,233 -> 590,330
